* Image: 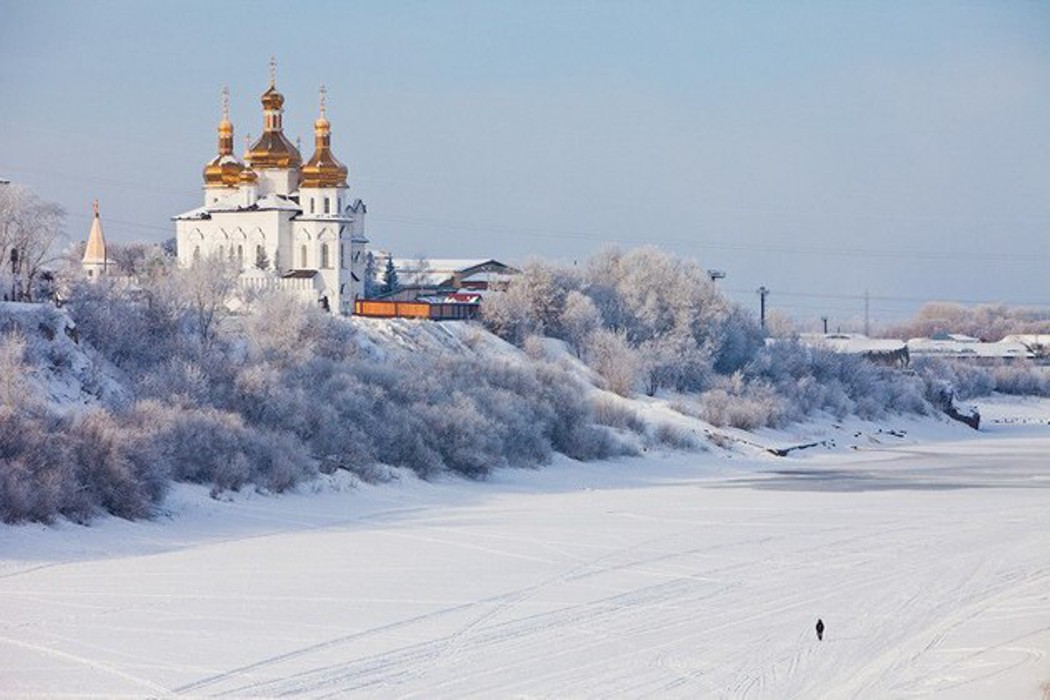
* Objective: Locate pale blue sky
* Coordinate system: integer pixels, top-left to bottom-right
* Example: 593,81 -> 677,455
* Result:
2,0 -> 1048,323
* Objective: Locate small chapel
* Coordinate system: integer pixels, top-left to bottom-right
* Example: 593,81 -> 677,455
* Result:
174,63 -> 368,314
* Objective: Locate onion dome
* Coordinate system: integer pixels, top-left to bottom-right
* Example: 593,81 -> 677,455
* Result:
300,85 -> 348,189
203,87 -> 245,187
245,60 -> 302,170
238,167 -> 259,184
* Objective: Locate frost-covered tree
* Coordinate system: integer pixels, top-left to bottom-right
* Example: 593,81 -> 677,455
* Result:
0,184 -> 65,301
407,254 -> 431,287
363,251 -> 379,298
0,331 -> 28,408
560,290 -> 601,357
882,302 -> 1050,342
585,328 -> 639,397
179,256 -> 238,350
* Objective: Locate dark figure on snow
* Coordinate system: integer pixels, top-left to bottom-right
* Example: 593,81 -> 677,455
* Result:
816,618 -> 825,641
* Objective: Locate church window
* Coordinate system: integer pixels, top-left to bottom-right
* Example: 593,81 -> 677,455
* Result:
218,245 -> 224,260
193,245 -> 201,262
301,244 -> 308,268
340,243 -> 346,269
237,245 -> 244,265
324,197 -> 330,214
310,198 -> 315,214
337,196 -> 341,211
321,243 -> 330,269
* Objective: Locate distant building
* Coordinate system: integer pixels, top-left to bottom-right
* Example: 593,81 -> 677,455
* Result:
358,259 -> 519,320
798,333 -> 910,367
374,258 -> 518,299
1001,335 -> 1050,358
907,334 -> 1034,361
82,200 -> 108,280
173,67 -> 367,314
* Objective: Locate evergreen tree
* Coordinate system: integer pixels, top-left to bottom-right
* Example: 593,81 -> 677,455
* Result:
382,255 -> 399,295
363,252 -> 378,298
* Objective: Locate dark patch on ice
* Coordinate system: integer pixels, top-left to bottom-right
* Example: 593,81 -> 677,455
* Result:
721,467 -> 1047,493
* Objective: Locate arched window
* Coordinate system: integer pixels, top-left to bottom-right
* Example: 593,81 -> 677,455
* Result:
324,197 -> 330,214
193,245 -> 201,262
336,196 -> 341,212
301,244 -> 308,268
340,243 -> 346,269
321,243 -> 330,269
310,198 -> 315,214
255,244 -> 265,269
218,245 -> 224,260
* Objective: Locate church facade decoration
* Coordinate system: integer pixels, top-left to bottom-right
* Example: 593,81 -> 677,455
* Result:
174,64 -> 367,315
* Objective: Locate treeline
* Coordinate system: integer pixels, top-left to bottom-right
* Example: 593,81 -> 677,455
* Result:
881,302 -> 1050,342
5,247 -> 1045,525
482,248 -> 931,428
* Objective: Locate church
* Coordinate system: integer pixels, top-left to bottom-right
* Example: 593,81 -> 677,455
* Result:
174,66 -> 367,314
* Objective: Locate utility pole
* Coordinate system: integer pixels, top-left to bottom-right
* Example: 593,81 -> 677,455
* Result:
757,286 -> 769,330
821,316 -> 828,334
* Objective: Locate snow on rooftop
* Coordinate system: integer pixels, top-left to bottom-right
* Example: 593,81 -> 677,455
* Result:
907,337 -> 1034,358
799,333 -> 906,355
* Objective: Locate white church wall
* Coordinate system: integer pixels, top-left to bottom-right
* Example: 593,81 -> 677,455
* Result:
257,168 -> 298,197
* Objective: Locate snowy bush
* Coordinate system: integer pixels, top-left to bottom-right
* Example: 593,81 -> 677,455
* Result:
0,406 -> 168,524
696,384 -> 786,430
914,358 -> 1050,399
743,341 -> 927,424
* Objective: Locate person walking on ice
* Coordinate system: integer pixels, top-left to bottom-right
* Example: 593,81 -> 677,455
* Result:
816,618 -> 825,641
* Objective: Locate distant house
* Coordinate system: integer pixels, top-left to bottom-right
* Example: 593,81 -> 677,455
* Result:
798,333 -> 910,367
1001,334 -> 1050,359
907,334 -> 1034,362
385,258 -> 518,293
359,258 -> 519,319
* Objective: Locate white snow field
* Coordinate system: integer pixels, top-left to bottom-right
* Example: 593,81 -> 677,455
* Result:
1,398 -> 1049,699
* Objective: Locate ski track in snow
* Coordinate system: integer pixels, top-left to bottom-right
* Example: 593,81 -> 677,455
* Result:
1,402 -> 1049,698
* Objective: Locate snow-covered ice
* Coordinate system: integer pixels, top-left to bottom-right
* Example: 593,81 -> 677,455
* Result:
1,397 -> 1048,698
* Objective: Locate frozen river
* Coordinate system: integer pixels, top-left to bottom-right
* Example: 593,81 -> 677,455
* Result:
2,405 -> 1048,698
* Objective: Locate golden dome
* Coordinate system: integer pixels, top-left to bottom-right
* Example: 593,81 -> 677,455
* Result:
203,87 -> 244,188
261,85 -> 285,110
246,132 -> 302,170
300,86 -> 347,189
203,155 -> 245,188
238,167 -> 259,184
245,73 -> 302,170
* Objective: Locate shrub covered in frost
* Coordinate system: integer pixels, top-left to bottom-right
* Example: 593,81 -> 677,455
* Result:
913,358 -> 1050,399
